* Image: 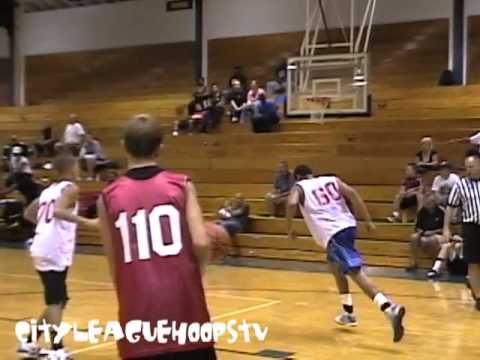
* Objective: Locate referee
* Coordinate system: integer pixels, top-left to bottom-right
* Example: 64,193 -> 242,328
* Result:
444,151 -> 480,311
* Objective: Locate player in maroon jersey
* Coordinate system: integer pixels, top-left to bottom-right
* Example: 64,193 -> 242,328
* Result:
97,114 -> 215,359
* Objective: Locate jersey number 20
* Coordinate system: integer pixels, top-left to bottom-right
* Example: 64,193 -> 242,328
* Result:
115,205 -> 182,263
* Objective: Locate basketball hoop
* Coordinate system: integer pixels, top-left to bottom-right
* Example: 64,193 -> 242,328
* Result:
306,96 -> 331,122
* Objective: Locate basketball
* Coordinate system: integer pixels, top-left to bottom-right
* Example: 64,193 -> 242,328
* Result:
205,221 -> 231,261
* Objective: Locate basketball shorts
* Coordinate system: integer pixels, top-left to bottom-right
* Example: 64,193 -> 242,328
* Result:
38,268 -> 69,306
462,223 -> 480,264
131,346 -> 216,360
326,227 -> 363,273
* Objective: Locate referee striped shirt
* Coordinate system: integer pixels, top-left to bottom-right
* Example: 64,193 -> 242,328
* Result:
448,177 -> 480,224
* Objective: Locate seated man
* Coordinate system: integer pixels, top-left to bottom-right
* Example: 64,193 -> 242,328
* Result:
229,79 -> 247,123
388,163 -> 423,223
251,94 -> 280,133
216,193 -> 250,236
265,161 -> 295,216
432,161 -> 460,207
79,134 -> 108,180
34,119 -> 57,157
407,192 -> 446,272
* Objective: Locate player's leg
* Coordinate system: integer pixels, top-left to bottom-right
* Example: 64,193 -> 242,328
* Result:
468,264 -> 480,310
328,227 -> 405,342
348,269 -> 406,342
327,261 -> 358,326
387,192 -> 402,222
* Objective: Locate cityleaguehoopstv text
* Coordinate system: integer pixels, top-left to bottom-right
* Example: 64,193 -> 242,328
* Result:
16,319 -> 269,345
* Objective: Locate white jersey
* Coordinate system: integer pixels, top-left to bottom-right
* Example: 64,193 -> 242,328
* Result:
297,176 -> 356,248
30,181 -> 79,271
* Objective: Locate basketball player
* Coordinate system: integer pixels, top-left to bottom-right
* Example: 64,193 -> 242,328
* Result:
286,165 -> 406,342
18,156 -> 98,359
97,115 -> 215,359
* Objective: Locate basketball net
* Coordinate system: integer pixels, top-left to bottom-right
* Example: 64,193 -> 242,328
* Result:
306,96 -> 331,123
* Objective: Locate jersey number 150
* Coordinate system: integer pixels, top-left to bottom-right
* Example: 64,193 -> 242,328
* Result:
115,205 -> 182,263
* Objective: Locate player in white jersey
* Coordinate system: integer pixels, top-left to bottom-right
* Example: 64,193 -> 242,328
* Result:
17,156 -> 97,360
286,165 -> 406,342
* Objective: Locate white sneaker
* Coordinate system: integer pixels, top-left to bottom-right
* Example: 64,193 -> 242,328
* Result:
335,312 -> 358,327
16,341 -> 40,358
384,304 -> 406,342
46,348 -> 73,360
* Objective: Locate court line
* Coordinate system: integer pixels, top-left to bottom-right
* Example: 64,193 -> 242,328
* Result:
208,292 -> 278,303
69,300 -> 281,356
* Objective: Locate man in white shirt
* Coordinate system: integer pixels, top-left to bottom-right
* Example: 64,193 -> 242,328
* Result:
432,161 -> 461,207
63,114 -> 85,156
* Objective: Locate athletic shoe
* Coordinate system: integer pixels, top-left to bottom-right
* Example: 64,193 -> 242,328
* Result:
16,342 -> 40,359
427,269 -> 441,279
46,348 -> 73,360
384,304 -> 406,343
335,313 -> 358,327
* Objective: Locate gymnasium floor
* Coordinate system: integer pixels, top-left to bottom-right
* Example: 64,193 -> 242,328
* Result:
0,247 -> 479,359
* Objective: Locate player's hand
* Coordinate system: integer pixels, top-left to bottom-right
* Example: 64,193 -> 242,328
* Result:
443,228 -> 451,242
287,230 -> 297,241
366,221 -> 376,232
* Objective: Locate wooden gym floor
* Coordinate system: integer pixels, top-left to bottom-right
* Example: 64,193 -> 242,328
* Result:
0,247 -> 479,360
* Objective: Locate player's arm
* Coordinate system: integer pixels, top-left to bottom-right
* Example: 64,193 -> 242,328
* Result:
24,198 -> 39,224
54,184 -> 98,228
97,196 -> 116,284
338,179 -> 376,231
286,185 -> 301,240
186,180 -> 210,273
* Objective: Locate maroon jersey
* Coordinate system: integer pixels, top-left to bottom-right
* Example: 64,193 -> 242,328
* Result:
102,166 -> 212,359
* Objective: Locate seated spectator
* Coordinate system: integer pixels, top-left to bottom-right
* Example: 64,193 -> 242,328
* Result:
216,193 -> 250,236
387,163 -> 423,223
265,161 -> 295,216
206,83 -> 225,132
432,161 -> 460,207
266,58 -> 287,114
3,136 -> 32,171
415,136 -> 439,173
251,94 -> 280,133
228,65 -> 248,90
1,167 -> 42,206
34,119 -> 57,157
9,146 -> 32,176
64,114 -> 86,156
229,79 -> 247,123
406,192 -> 446,272
79,134 -> 108,180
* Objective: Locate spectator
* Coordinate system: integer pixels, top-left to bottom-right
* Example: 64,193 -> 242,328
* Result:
432,161 -> 461,207
216,193 -> 250,236
79,134 -> 108,180
229,79 -> 247,123
9,146 -> 32,176
206,83 -> 225,132
251,93 -> 280,133
406,192 -> 446,273
228,65 -> 248,90
3,136 -> 32,171
265,161 -> 295,216
387,163 -> 423,223
242,80 -> 266,122
415,136 -> 439,173
34,119 -> 57,157
64,113 -> 86,156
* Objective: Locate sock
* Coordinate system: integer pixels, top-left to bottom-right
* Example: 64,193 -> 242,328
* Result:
340,293 -> 354,314
50,330 -> 63,351
432,258 -> 444,273
373,293 -> 391,312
